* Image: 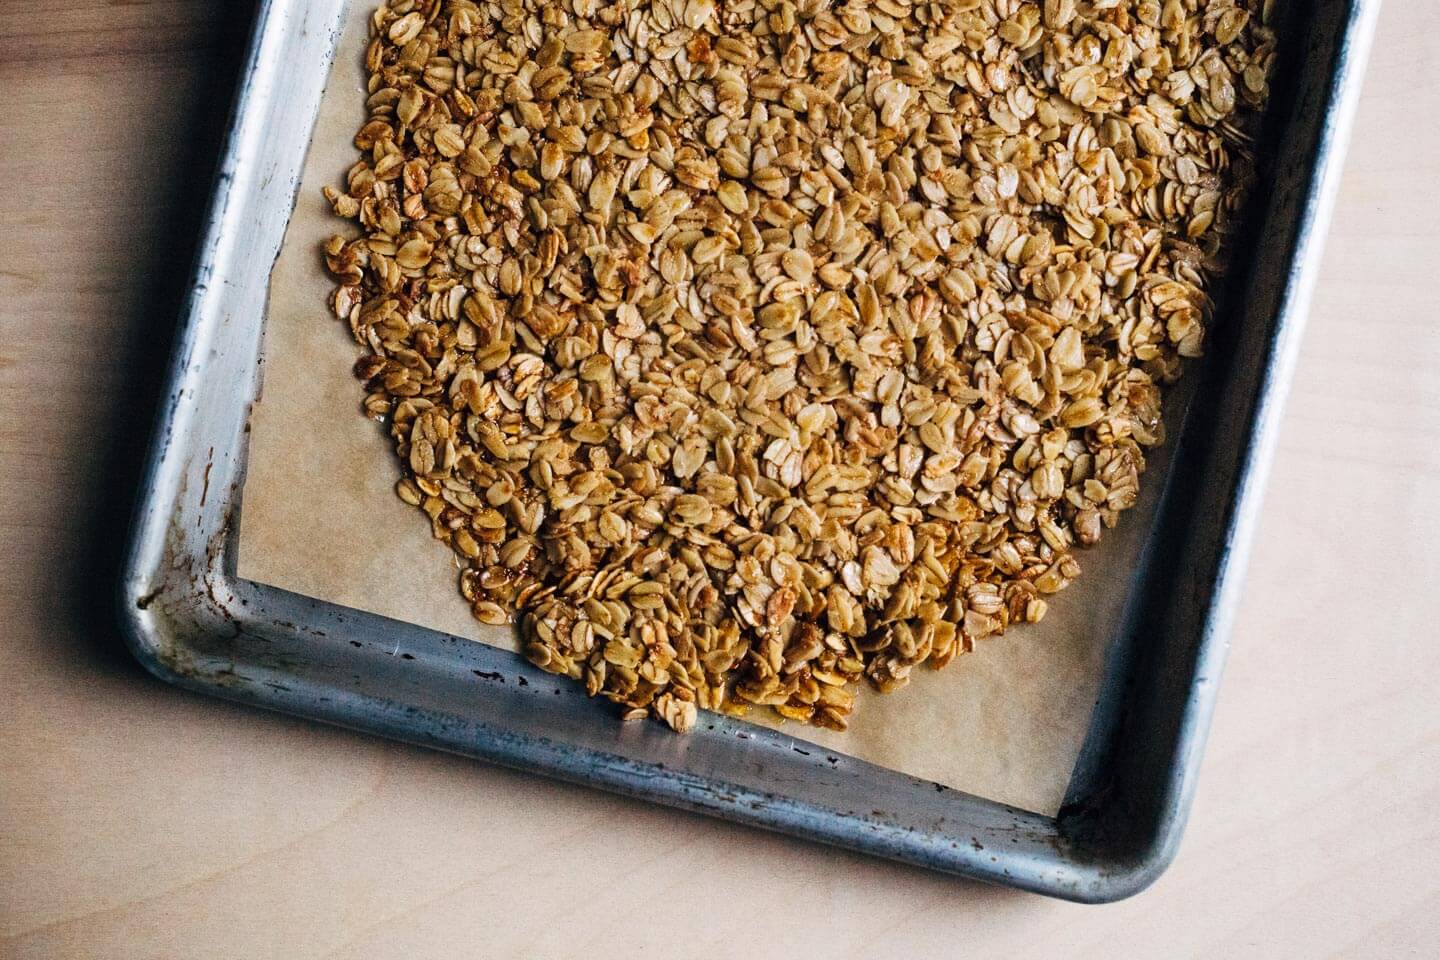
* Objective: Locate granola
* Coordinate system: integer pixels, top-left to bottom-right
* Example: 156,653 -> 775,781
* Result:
323,0 -> 1277,732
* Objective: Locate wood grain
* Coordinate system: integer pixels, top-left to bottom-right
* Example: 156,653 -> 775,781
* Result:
2,2 -> 1437,957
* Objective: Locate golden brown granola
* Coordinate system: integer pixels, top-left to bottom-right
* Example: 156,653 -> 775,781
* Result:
323,0 -> 1277,732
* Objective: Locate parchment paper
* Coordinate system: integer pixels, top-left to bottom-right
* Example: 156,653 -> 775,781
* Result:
240,3 -> 1171,817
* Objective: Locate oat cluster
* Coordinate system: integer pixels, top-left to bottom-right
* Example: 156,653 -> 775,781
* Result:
323,0 -> 1276,732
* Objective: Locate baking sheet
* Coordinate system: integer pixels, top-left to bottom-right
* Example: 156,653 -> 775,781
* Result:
238,2 -> 1173,818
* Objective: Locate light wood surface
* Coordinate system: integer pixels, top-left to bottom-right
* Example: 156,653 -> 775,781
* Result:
2,2 -> 1437,957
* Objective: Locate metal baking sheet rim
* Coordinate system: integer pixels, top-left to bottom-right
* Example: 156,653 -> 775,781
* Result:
117,0 -> 1378,902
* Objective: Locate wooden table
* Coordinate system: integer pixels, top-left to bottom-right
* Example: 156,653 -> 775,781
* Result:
3,3 -> 1437,956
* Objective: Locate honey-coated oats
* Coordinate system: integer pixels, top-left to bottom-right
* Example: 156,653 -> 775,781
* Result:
323,0 -> 1276,731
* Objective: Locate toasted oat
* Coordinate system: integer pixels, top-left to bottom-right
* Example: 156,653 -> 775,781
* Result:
324,0 -> 1276,732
